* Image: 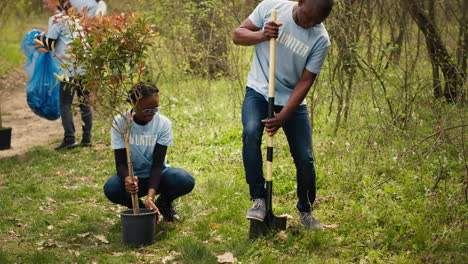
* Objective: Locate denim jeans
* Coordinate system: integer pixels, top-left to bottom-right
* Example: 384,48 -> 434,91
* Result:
242,87 -> 316,212
103,167 -> 195,208
60,79 -> 92,143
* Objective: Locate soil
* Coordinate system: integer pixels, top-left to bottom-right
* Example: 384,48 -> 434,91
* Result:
0,66 -> 63,159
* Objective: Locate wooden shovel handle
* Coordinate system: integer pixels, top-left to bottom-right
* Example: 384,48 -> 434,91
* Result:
266,9 -> 277,182
268,10 -> 277,99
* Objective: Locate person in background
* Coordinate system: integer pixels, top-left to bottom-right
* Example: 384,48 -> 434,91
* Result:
103,82 -> 195,222
70,0 -> 105,17
39,0 -> 93,150
95,0 -> 107,15
232,0 -> 334,230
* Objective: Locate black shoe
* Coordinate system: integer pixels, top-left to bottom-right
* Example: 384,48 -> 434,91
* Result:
80,141 -> 92,147
155,198 -> 181,222
54,141 -> 77,151
80,136 -> 92,147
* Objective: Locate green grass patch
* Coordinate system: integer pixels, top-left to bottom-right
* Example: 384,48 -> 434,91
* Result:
0,76 -> 466,263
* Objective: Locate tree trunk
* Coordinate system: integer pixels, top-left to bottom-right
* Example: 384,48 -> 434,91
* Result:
457,0 -> 468,82
428,0 -> 442,98
403,0 -> 464,102
125,130 -> 140,214
389,5 -> 407,63
189,0 -> 228,77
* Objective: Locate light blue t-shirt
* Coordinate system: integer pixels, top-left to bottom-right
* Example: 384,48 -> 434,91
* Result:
70,0 -> 99,17
47,12 -> 83,78
247,0 -> 331,106
111,112 -> 174,179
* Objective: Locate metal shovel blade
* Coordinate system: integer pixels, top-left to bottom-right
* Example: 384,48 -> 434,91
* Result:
249,210 -> 287,239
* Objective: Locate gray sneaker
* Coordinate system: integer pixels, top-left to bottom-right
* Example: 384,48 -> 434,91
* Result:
246,198 -> 266,221
299,211 -> 324,230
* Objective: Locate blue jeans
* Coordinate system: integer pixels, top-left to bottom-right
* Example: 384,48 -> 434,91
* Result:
60,79 -> 92,143
103,167 -> 195,208
242,87 -> 316,212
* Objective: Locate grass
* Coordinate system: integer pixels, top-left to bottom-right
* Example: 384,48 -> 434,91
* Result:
0,75 -> 466,264
0,2 -> 466,262
0,14 -> 46,78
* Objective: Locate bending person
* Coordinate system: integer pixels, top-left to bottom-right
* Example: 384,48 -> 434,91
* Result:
233,0 -> 334,230
104,82 -> 195,222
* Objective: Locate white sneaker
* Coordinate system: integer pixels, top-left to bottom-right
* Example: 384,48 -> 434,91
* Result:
299,211 -> 324,230
246,198 -> 266,221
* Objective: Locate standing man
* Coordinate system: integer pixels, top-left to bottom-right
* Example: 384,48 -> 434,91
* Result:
232,0 -> 333,230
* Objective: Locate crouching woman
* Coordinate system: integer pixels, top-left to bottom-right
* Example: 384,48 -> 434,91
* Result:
104,82 -> 195,222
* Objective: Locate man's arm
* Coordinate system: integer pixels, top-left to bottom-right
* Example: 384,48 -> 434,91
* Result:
232,18 -> 282,46
262,69 -> 317,136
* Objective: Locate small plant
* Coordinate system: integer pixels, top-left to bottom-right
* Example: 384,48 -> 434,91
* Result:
65,12 -> 156,213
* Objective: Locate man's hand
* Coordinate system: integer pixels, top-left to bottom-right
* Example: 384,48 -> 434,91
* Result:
262,113 -> 287,136
124,176 -> 138,193
145,197 -> 162,223
262,21 -> 283,41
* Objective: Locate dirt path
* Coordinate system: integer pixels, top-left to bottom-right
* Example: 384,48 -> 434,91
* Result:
0,66 -> 63,159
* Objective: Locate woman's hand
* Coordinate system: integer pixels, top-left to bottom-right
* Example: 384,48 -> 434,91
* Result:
124,176 -> 138,193
145,197 -> 162,223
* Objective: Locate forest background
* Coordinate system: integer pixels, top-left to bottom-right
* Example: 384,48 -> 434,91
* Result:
0,0 -> 466,263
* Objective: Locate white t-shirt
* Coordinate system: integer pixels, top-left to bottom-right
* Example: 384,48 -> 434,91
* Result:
246,0 -> 331,106
70,0 -> 99,16
47,12 -> 84,78
111,112 -> 174,178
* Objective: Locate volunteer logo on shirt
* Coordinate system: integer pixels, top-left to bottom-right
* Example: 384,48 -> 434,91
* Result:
277,32 -> 310,57
130,134 -> 157,146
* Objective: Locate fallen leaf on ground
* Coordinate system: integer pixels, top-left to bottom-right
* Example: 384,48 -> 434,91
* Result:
46,197 -> 56,204
37,240 -> 61,248
161,251 -> 177,264
94,234 -> 109,244
16,222 -> 28,227
78,232 -> 91,238
216,252 -> 237,263
278,231 -> 288,241
323,223 -> 339,229
278,214 -> 293,219
69,250 -> 80,257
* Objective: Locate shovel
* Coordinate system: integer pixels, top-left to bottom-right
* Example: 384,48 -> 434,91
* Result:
249,9 -> 287,239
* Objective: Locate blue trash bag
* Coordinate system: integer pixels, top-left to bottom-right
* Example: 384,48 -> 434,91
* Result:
20,29 -> 61,120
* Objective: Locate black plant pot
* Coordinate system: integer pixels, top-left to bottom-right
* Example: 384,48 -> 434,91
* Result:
120,208 -> 157,247
0,127 -> 12,150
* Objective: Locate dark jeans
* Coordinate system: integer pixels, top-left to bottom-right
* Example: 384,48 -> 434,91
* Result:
103,167 -> 195,208
60,79 -> 92,143
242,87 -> 316,212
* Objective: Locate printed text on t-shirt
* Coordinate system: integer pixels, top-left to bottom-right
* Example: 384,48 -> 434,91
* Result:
129,134 -> 157,146
277,31 -> 310,57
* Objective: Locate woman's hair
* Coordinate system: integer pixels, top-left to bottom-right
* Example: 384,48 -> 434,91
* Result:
128,82 -> 159,105
57,0 -> 72,12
